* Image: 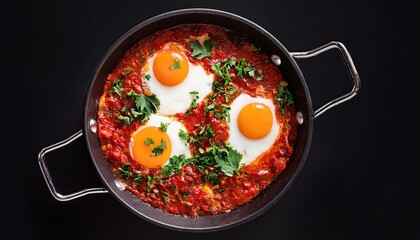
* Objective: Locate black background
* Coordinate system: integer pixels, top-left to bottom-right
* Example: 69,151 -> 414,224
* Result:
1,0 -> 419,239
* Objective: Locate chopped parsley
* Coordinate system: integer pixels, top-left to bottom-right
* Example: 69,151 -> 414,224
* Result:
190,39 -> 213,60
211,58 -> 264,82
169,58 -> 181,69
110,79 -> 123,96
132,171 -> 143,186
191,124 -> 215,143
275,82 -> 295,114
159,122 -> 170,132
202,171 -> 220,186
161,154 -> 193,176
256,69 -> 264,81
185,91 -> 199,116
235,58 -> 255,78
123,90 -> 160,124
146,175 -> 156,192
214,147 -> 242,177
211,58 -> 236,86
117,114 -> 133,126
178,129 -> 190,144
194,143 -> 243,179
144,74 -> 151,81
144,137 -> 154,146
161,191 -> 169,203
117,163 -> 132,180
250,42 -> 262,51
150,139 -> 166,157
122,67 -> 133,76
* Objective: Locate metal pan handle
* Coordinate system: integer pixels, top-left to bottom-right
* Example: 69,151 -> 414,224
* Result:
38,129 -> 108,201
290,41 -> 361,118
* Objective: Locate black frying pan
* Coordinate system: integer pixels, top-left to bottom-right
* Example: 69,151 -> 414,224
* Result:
38,8 -> 360,232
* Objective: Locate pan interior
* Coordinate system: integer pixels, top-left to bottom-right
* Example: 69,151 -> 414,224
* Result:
84,8 -> 313,232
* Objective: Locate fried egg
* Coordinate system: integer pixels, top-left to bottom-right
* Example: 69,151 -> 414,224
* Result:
130,114 -> 191,169
227,94 -> 280,165
142,42 -> 214,115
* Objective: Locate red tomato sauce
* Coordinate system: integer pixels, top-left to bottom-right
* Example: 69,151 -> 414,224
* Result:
97,24 -> 297,216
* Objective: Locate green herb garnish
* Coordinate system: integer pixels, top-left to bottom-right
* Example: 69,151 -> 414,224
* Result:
144,137 -> 154,146
256,69 -> 264,81
117,113 -> 133,126
144,74 -> 151,81
161,154 -> 193,176
169,58 -> 181,69
122,67 -> 133,76
250,42 -> 262,51
125,90 -> 160,123
275,82 -> 295,114
214,147 -> 242,177
235,58 -> 255,78
203,171 -> 220,186
146,175 -> 156,192
161,191 -> 169,203
185,91 -> 199,116
110,79 -> 123,96
132,171 -> 143,185
178,129 -> 190,144
150,139 -> 166,157
159,122 -> 170,132
190,39 -> 213,60
211,58 -> 236,86
117,163 -> 132,180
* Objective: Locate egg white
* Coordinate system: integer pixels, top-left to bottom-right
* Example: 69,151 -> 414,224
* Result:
129,114 -> 191,165
227,94 -> 280,165
142,43 -> 214,115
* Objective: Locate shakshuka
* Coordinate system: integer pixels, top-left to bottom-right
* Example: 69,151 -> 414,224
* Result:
97,24 -> 297,216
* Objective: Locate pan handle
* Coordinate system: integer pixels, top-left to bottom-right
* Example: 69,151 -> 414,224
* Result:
37,129 -> 108,201
290,41 -> 361,118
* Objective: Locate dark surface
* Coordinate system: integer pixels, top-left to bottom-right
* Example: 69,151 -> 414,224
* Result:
1,0 -> 419,239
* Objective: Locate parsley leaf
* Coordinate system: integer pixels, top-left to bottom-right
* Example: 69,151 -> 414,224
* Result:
126,90 -> 160,123
256,69 -> 264,81
203,171 -> 220,186
235,58 -> 255,78
110,79 -> 124,96
144,74 -> 151,81
251,42 -> 262,51
146,175 -> 156,192
213,103 -> 231,122
117,113 -> 133,126
150,139 -> 166,157
215,147 -> 242,177
117,163 -> 132,180
185,91 -> 199,116
122,67 -> 133,76
144,137 -> 154,146
132,171 -> 143,186
275,82 -> 295,114
190,39 -> 213,60
211,59 -> 236,86
161,155 -> 193,176
159,122 -> 170,132
197,124 -> 215,140
169,58 -> 181,69
178,129 -> 190,144
161,191 -> 169,203
117,164 -> 144,186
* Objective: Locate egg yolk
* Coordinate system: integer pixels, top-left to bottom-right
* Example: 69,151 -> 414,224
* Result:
131,126 -> 172,169
237,103 -> 273,139
153,50 -> 189,86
